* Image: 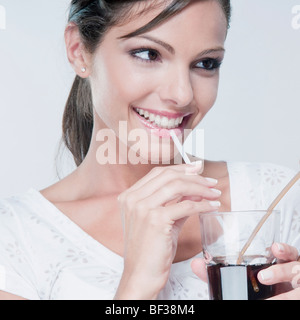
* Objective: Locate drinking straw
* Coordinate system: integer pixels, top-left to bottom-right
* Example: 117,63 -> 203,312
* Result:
170,130 -> 191,164
237,171 -> 300,265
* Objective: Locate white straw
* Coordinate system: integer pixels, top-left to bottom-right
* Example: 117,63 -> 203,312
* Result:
170,130 -> 191,164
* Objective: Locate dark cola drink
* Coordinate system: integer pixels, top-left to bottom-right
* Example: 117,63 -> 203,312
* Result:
207,263 -> 276,300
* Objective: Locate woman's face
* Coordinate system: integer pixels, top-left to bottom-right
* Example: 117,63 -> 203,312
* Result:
88,0 -> 228,163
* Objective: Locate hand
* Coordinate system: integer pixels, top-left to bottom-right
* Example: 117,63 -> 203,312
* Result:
191,243 -> 300,300
257,243 -> 300,300
114,163 -> 222,300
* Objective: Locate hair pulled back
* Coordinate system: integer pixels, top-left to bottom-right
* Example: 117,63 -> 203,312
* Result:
63,0 -> 231,166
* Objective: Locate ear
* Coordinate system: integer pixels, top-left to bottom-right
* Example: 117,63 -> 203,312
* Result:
64,22 -> 91,78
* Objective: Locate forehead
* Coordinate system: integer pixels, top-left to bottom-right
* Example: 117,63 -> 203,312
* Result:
110,0 -> 227,46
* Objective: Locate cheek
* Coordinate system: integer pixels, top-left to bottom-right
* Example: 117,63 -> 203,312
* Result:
115,71 -> 147,103
194,76 -> 219,115
91,57 -> 150,119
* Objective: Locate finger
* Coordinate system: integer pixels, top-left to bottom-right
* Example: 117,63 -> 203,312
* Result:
272,243 -> 299,262
141,180 -> 221,209
144,200 -> 220,232
267,287 -> 300,300
119,167 -> 219,209
166,199 -> 221,221
126,162 -> 204,193
133,163 -> 210,195
191,258 -> 208,283
124,200 -> 220,238
258,261 -> 300,285
118,163 -> 205,203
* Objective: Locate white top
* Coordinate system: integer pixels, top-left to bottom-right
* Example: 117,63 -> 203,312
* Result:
0,162 -> 300,300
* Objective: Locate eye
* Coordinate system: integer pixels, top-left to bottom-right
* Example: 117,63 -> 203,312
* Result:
130,48 -> 161,63
195,58 -> 222,71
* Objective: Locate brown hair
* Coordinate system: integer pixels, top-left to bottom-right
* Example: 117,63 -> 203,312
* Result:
63,0 -> 231,166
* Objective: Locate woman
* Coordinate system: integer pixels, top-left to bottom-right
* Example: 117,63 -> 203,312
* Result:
0,0 -> 299,300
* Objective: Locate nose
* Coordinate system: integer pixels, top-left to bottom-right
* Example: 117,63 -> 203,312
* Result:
158,65 -> 194,108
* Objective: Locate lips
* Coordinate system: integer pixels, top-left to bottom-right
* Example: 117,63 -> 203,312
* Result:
133,107 -> 189,130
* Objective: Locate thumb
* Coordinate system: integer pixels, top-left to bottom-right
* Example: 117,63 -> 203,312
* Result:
191,258 -> 208,283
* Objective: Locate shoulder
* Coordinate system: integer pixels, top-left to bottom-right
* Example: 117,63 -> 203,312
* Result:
0,191 -> 46,300
227,161 -> 296,187
207,161 -> 300,245
224,161 -> 298,210
0,189 -> 54,240
203,159 -> 297,190
0,189 -> 40,218
203,160 -> 297,191
0,190 -> 36,238
229,161 -> 300,217
227,161 -> 297,199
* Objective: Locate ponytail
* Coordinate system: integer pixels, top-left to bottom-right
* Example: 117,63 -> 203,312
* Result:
62,76 -> 93,166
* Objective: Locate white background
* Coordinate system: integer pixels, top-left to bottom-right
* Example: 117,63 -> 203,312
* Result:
0,0 -> 300,198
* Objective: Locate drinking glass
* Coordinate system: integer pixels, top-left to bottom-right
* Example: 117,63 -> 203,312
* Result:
199,210 -> 280,300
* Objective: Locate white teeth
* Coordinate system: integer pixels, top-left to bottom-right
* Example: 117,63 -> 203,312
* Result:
135,108 -> 185,129
144,111 -> 149,119
168,119 -> 175,129
161,117 -> 169,128
149,113 -> 155,122
154,115 -> 161,126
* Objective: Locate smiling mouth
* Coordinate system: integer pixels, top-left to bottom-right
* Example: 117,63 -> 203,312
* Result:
133,107 -> 189,130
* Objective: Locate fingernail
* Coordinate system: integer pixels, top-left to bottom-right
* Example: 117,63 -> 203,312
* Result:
260,269 -> 273,281
209,201 -> 221,207
205,177 -> 218,185
211,188 -> 222,195
276,243 -> 284,252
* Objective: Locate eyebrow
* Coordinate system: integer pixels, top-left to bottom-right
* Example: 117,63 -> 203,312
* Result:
137,35 -> 225,57
138,35 -> 175,54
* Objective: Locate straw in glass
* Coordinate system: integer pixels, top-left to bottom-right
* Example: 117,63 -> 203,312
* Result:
236,171 -> 300,265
